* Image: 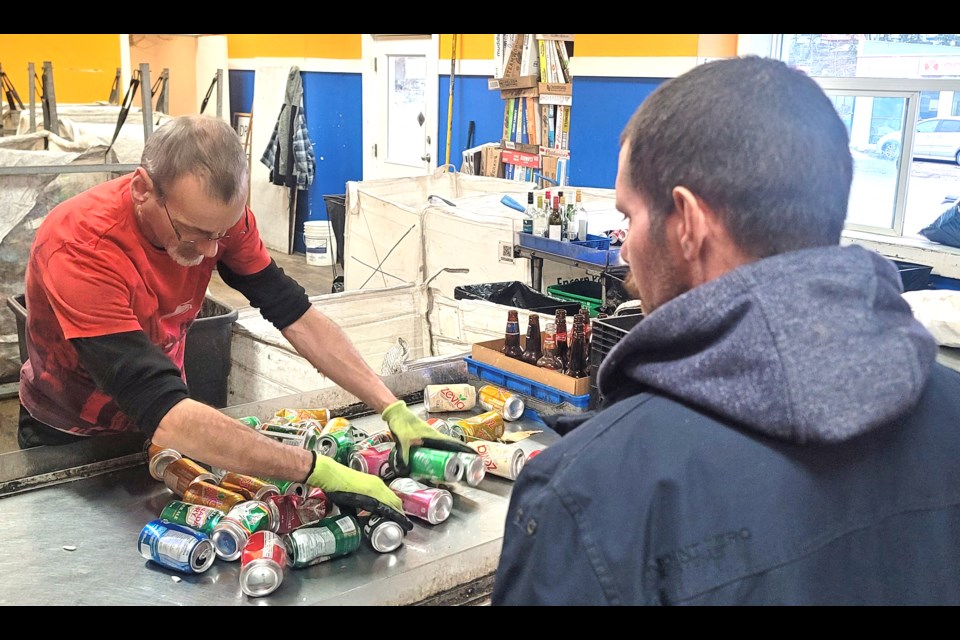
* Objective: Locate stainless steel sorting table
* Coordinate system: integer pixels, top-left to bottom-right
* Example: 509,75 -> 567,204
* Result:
0,361 -> 561,606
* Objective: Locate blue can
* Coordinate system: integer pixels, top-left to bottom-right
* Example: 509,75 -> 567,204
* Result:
138,519 -> 216,574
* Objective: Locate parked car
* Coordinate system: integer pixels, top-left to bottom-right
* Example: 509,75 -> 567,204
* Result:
877,116 -> 960,165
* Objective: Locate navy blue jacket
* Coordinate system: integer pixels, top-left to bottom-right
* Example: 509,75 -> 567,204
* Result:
494,245 -> 960,605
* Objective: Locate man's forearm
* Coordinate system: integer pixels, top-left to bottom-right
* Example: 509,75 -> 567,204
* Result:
281,307 -> 397,413
151,398 -> 313,481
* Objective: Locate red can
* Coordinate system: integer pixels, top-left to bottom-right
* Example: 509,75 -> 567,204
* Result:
268,490 -> 330,534
240,531 -> 287,597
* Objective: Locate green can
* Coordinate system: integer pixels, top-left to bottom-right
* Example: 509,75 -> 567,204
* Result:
259,477 -> 306,498
160,500 -> 225,535
284,513 -> 361,568
239,416 -> 262,428
318,431 -> 355,465
409,447 -> 464,483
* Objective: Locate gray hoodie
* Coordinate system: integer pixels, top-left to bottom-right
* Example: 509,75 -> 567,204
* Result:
596,244 -> 938,444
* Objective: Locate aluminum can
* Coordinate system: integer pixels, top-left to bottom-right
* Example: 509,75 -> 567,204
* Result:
389,477 -> 453,525
354,430 -> 395,450
220,472 -> 281,501
240,531 -> 287,598
212,499 -> 280,561
238,416 -> 262,428
424,383 -> 477,412
477,384 -> 525,421
260,477 -> 307,498
449,410 -> 505,442
318,431 -> 355,465
425,418 -> 454,437
321,416 -> 352,435
258,422 -> 308,448
467,440 -> 526,480
138,519 -> 215,574
163,458 -> 218,497
457,452 -> 487,486
274,407 -> 330,425
147,444 -> 181,482
348,442 -> 396,480
182,480 -> 247,512
268,490 -> 330,534
159,500 -> 225,536
407,447 -> 463,483
363,515 -> 405,553
284,513 -> 362,568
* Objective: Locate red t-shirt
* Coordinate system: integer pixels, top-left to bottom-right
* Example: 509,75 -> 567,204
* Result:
19,173 -> 272,436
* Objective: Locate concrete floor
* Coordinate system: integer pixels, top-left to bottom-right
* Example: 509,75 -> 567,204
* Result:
0,249 -> 336,453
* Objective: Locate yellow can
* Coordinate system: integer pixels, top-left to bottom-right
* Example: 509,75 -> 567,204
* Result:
450,410 -> 505,442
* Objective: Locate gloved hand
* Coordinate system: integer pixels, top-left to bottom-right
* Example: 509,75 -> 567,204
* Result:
307,453 -> 413,532
382,400 -> 475,474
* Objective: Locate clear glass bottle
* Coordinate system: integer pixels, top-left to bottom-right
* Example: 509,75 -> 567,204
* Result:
565,192 -> 578,241
533,192 -> 547,237
521,314 -> 543,365
536,321 -> 564,370
548,196 -> 563,240
501,309 -> 524,359
523,191 -> 535,235
574,189 -> 588,241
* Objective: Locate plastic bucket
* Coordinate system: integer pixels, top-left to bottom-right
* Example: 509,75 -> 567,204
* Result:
303,220 -> 336,267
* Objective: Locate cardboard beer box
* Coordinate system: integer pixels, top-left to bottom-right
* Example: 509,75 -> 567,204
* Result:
471,338 -> 591,397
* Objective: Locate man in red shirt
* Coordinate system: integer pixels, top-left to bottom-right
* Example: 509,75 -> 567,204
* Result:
18,114 -> 469,525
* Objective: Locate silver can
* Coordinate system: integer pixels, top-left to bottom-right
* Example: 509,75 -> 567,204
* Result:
467,440 -> 526,480
457,452 -> 487,486
477,384 -> 526,421
363,515 -> 405,553
389,477 -> 453,525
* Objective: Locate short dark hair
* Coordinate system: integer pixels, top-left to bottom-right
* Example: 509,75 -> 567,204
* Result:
620,56 -> 853,258
141,114 -> 248,205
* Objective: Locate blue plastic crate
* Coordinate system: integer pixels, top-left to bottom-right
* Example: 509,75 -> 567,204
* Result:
463,356 -> 591,409
571,234 -> 611,251
517,232 -> 620,266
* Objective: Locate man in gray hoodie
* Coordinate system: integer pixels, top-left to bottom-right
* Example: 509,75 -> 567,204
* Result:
493,56 -> 960,605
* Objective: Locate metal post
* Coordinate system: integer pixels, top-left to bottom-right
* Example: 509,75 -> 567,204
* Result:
27,62 -> 36,133
139,63 -> 153,140
42,61 -> 57,136
216,68 -> 223,119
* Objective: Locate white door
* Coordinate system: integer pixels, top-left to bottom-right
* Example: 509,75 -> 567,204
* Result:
362,34 -> 439,180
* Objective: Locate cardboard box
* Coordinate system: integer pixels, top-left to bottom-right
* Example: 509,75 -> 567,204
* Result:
481,144 -> 504,178
489,75 -> 539,91
471,338 -> 591,396
501,148 -> 540,169
501,139 -> 541,155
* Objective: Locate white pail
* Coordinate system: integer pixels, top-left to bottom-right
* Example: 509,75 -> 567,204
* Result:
303,220 -> 336,267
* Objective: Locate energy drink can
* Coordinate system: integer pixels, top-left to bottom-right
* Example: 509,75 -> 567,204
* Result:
348,442 -> 396,480
477,385 -> 525,421
163,458 -> 219,497
407,447 -> 463,483
138,519 -> 216,574
240,531 -> 287,598
284,513 -> 362,568
181,480 -> 248,513
363,515 -> 405,553
146,444 -> 181,482
457,452 -> 487,486
318,431 -> 355,465
212,499 -> 281,561
159,500 -> 225,536
467,440 -> 526,480
220,472 -> 281,501
449,410 -> 505,442
389,477 -> 453,525
424,383 -> 477,412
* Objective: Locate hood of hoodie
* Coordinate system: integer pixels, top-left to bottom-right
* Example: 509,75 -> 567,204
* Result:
596,245 -> 937,444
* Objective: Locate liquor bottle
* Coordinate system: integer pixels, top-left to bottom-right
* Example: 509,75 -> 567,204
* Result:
501,309 -> 524,359
521,314 -> 543,365
566,315 -> 589,378
565,192 -> 577,241
548,196 -> 563,241
536,322 -> 564,370
554,308 -> 568,370
533,192 -> 547,237
523,191 -> 535,235
558,192 -> 568,240
574,189 -> 588,241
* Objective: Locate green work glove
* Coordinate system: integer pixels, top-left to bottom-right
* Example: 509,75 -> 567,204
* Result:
382,400 -> 475,474
307,453 -> 412,532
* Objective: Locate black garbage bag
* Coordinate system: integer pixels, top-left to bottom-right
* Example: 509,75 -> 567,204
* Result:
454,281 -> 580,315
920,200 -> 960,248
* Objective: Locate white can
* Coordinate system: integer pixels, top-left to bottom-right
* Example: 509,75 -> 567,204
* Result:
424,384 -> 477,412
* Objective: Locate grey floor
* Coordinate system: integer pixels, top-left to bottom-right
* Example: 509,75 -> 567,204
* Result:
0,249 -> 335,453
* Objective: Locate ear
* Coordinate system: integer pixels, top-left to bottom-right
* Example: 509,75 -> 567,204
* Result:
130,167 -> 152,206
671,186 -> 710,262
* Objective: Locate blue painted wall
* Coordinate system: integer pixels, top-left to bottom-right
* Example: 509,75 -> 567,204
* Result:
230,70 -> 665,252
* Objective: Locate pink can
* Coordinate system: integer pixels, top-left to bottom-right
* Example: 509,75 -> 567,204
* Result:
388,477 -> 453,525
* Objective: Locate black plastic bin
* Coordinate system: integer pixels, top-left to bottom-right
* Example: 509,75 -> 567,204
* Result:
7,294 -> 237,409
588,313 -> 644,409
454,281 -> 581,316
892,260 -> 933,292
322,194 -> 346,268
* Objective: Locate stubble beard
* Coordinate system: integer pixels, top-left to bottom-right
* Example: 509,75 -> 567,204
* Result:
168,246 -> 204,267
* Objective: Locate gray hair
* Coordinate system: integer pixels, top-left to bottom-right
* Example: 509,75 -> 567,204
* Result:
140,114 -> 248,205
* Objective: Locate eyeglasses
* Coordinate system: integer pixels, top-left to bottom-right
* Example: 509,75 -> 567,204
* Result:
162,201 -> 246,244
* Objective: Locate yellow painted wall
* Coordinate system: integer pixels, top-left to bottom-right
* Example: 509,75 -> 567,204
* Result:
1,34 -> 121,103
224,34 -> 361,59
129,35 -> 198,117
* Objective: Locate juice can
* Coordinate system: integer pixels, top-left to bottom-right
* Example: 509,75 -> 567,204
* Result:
424,383 -> 477,412
138,519 -> 215,574
240,531 -> 287,597
477,384 -> 525,421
